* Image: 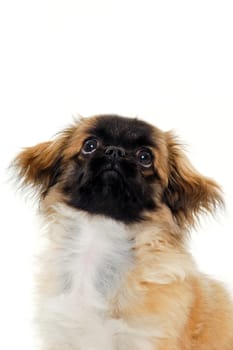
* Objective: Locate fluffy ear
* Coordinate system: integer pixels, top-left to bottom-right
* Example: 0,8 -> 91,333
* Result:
14,139 -> 65,196
163,132 -> 223,228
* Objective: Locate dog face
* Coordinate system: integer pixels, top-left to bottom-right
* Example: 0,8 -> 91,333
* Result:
59,115 -> 162,223
14,115 -> 222,227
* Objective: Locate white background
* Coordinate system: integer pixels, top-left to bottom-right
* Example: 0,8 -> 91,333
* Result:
0,1 -> 233,349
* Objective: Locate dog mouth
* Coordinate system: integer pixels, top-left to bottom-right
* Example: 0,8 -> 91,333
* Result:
97,164 -> 124,179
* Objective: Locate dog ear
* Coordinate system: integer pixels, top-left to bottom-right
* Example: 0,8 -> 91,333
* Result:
14,139 -> 65,196
163,131 -> 223,228
13,118 -> 91,197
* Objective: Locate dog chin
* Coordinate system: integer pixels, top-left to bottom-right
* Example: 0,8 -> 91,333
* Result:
92,169 -> 126,200
72,179 -> 138,222
63,170 -> 149,223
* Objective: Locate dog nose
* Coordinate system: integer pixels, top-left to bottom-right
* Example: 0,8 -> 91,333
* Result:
105,146 -> 126,159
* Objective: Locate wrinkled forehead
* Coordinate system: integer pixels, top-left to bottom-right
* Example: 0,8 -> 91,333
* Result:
88,115 -> 156,149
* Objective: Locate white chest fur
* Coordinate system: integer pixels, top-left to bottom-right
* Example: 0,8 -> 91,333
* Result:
37,205 -> 150,350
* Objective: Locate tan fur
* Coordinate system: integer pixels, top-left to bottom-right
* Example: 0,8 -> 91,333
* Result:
14,115 -> 233,349
112,211 -> 233,348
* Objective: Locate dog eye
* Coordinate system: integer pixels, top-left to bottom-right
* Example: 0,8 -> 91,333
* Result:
82,138 -> 98,154
136,148 -> 153,167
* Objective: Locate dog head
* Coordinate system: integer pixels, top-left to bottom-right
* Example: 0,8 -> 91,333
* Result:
14,115 -> 222,228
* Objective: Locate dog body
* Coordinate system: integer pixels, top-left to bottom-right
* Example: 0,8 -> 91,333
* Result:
14,115 -> 233,349
37,207 -> 158,350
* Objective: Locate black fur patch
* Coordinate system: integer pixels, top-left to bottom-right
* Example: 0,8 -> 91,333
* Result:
88,115 -> 156,149
62,115 -> 158,223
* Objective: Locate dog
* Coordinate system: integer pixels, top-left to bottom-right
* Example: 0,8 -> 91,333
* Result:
14,115 -> 233,349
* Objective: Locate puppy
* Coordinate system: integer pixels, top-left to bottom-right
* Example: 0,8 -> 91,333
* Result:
14,115 -> 233,350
